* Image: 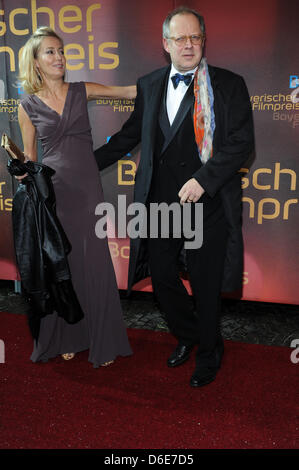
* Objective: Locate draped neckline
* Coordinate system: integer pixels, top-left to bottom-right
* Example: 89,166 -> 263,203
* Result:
33,83 -> 71,118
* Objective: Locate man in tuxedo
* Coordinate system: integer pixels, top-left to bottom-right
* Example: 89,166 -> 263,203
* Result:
94,6 -> 254,387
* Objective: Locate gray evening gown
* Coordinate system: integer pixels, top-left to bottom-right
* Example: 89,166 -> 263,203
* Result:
20,81 -> 132,367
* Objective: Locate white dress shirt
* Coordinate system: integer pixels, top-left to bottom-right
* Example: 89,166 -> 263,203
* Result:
166,64 -> 198,125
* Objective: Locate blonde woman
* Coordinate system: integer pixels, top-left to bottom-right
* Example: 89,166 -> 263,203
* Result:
18,27 -> 134,367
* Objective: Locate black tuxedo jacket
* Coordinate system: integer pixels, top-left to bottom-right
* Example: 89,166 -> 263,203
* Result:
94,64 -> 254,294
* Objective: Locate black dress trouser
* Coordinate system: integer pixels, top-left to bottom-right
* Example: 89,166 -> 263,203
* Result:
147,211 -> 228,369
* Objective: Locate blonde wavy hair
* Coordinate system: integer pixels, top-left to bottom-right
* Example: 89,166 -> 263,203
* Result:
19,27 -> 64,95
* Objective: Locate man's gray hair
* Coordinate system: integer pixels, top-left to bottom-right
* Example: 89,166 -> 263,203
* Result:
162,6 -> 206,38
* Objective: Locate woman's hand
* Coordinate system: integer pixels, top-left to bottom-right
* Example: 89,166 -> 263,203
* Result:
125,85 -> 137,100
15,173 -> 28,181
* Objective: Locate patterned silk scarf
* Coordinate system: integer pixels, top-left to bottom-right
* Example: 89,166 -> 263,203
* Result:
193,57 -> 213,164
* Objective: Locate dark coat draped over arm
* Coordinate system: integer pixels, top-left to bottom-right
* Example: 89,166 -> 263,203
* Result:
7,159 -> 84,340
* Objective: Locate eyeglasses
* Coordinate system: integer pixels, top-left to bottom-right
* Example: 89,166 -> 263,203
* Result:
167,35 -> 205,47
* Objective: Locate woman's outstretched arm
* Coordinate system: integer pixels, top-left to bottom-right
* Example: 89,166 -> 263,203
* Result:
85,82 -> 136,101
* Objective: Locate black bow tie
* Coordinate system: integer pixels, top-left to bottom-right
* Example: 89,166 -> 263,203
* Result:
171,73 -> 193,89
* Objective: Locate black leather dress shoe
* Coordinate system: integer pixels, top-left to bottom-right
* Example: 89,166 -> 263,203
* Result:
190,367 -> 217,387
167,344 -> 193,368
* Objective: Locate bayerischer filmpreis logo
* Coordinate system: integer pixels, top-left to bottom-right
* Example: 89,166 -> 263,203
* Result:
250,75 -> 299,128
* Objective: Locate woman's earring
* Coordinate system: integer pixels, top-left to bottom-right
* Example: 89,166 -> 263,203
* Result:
36,68 -> 42,82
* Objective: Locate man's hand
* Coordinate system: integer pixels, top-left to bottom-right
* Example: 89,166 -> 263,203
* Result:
178,178 -> 205,205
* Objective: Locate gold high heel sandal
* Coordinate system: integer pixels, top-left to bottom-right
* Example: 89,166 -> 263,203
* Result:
61,353 -> 75,361
101,360 -> 114,367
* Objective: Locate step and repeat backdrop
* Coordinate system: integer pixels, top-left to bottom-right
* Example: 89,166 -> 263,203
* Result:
0,0 -> 298,303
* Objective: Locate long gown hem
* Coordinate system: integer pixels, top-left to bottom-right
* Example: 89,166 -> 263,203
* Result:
30,348 -> 133,366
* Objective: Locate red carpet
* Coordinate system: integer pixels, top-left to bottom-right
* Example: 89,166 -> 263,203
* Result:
0,312 -> 298,449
